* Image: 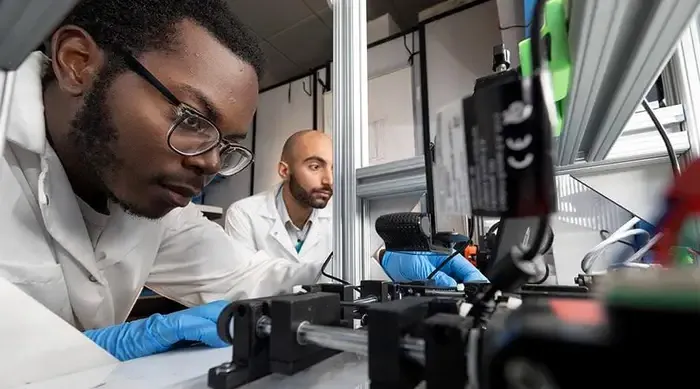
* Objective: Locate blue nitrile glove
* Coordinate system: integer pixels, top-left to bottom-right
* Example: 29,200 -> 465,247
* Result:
381,251 -> 488,287
84,300 -> 229,361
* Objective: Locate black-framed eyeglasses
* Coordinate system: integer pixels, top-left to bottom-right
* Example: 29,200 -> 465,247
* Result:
115,47 -> 254,178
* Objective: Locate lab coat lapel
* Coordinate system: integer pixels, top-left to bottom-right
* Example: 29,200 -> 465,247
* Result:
40,149 -> 115,326
298,206 -> 331,255
6,51 -> 115,328
262,186 -> 300,261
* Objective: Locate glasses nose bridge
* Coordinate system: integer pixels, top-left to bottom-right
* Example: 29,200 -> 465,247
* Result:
185,145 -> 221,175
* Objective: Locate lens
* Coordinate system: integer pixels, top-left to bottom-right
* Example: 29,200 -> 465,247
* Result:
169,114 -> 219,155
219,147 -> 253,176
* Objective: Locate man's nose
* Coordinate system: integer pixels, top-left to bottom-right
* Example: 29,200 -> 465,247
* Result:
184,148 -> 221,176
322,167 -> 333,187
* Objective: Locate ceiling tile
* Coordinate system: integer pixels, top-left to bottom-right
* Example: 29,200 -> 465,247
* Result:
228,0 -> 313,38
318,7 -> 332,28
389,0 -> 444,28
259,70 -> 279,90
258,40 -> 301,85
276,62 -> 309,83
269,16 -> 332,71
303,0 -> 329,13
368,0 -> 396,21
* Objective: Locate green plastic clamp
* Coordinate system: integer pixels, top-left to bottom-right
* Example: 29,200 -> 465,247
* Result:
518,0 -> 571,137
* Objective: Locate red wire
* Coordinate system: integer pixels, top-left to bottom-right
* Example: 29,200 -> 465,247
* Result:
653,160 -> 700,266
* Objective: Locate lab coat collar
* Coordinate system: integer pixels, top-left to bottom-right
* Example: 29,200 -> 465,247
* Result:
259,183 -> 331,260
7,51 -> 49,155
6,51 -> 118,326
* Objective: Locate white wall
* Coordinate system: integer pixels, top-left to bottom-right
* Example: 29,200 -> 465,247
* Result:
203,124 -> 254,224
253,78 -> 314,194
425,0 -> 503,142
315,25 -> 419,137
572,161 -> 673,224
367,13 -> 401,45
551,173 -> 637,285
323,66 -> 415,166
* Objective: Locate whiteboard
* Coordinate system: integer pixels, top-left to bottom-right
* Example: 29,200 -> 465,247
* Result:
323,66 -> 416,166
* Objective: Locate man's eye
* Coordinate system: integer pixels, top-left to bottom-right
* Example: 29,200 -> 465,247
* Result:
183,117 -> 200,128
309,164 -> 320,170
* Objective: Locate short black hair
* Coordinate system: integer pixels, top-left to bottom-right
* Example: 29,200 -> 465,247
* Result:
55,0 -> 265,78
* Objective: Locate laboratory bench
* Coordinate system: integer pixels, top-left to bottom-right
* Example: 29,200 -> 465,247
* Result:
20,347 -> 374,389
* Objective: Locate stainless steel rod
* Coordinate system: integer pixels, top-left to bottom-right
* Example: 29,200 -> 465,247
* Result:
255,316 -> 425,363
424,290 -> 466,298
340,296 -> 378,306
296,322 -> 425,364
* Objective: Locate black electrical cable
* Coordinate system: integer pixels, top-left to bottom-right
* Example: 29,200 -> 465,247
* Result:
467,217 -> 475,242
320,252 -> 361,292
530,262 -> 550,285
320,252 -> 346,284
427,217 -> 477,280
530,0 -> 546,78
500,20 -> 532,30
641,98 -> 681,177
427,242 -> 469,280
474,0 -> 550,311
487,221 -> 500,236
600,229 -> 636,248
519,0 -> 550,263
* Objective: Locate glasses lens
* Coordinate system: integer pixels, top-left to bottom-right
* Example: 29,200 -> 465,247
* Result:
219,147 -> 253,176
170,115 -> 219,155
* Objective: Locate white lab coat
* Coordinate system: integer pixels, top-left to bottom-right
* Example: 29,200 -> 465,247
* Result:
223,185 -> 333,269
0,52 -> 324,330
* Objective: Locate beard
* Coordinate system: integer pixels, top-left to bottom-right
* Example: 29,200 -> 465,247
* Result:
67,64 -> 153,218
289,173 -> 332,209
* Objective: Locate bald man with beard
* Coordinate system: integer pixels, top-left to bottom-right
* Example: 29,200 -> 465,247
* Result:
224,129 -> 487,286
225,130 -> 336,275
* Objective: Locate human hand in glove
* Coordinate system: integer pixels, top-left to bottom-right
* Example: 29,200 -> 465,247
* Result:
84,300 -> 229,361
379,250 -> 487,287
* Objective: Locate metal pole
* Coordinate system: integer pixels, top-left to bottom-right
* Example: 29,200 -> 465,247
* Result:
255,317 -> 425,363
417,25 -> 437,237
297,322 -> 425,364
331,0 -> 368,285
339,296 -> 378,306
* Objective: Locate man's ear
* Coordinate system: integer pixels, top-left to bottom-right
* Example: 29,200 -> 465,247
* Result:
50,25 -> 104,97
278,161 -> 289,180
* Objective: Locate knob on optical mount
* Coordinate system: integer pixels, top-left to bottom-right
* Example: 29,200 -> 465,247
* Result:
492,44 -> 511,72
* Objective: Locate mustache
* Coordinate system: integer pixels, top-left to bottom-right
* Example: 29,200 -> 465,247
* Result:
313,186 -> 333,195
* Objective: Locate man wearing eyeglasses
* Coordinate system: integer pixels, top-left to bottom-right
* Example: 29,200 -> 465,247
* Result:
0,0 -> 484,362
1,0 -> 266,362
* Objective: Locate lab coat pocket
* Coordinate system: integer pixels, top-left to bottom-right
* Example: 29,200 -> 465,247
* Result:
0,262 -> 71,320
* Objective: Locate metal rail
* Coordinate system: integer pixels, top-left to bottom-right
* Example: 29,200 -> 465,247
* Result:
254,315 -> 426,364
